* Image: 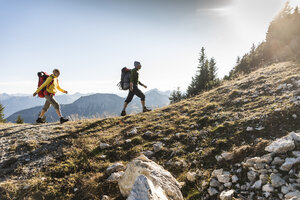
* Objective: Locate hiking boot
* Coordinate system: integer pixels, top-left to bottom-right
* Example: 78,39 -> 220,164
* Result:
121,110 -> 126,116
143,107 -> 151,113
60,117 -> 69,124
36,117 -> 45,124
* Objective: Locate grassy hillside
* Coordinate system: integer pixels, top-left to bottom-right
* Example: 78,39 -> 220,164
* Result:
1,61 -> 300,199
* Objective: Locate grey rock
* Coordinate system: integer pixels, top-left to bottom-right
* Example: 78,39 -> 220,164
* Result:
271,173 -> 286,188
186,171 -> 197,182
220,189 -> 235,200
107,171 -> 124,182
272,157 -> 285,166
217,174 -> 231,184
106,163 -> 125,175
224,182 -> 232,188
285,190 -> 300,199
231,175 -> 238,183
128,127 -> 138,135
247,171 -> 257,182
142,150 -> 154,158
210,178 -> 220,187
262,184 -> 274,192
100,143 -> 110,150
208,187 -> 219,196
280,158 -> 300,171
153,142 -> 163,152
252,180 -> 262,189
118,155 -> 183,200
144,131 -> 153,137
212,169 -> 223,177
127,175 -> 168,200
265,136 -> 295,153
290,132 -> 300,142
259,174 -> 269,184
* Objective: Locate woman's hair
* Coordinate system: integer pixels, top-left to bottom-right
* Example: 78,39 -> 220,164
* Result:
53,69 -> 60,74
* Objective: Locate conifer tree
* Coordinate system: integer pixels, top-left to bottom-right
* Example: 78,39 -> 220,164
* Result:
16,115 -> 24,124
169,87 -> 184,104
0,103 -> 5,123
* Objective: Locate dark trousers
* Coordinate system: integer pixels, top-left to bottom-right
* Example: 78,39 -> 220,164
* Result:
125,85 -> 145,103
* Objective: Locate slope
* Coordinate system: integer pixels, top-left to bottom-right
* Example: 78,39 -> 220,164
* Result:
0,61 -> 300,199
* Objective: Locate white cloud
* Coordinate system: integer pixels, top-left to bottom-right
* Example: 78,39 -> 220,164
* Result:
197,6 -> 233,16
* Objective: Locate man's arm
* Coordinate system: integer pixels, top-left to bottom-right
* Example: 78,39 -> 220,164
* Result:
139,81 -> 147,88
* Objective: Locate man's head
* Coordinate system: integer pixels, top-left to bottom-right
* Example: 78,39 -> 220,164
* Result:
53,69 -> 60,77
134,61 -> 141,69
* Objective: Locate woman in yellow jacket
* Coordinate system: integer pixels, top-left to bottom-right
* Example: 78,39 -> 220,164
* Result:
33,69 -> 69,124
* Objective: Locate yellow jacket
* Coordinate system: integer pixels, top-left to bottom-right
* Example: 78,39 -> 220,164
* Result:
36,75 -> 65,94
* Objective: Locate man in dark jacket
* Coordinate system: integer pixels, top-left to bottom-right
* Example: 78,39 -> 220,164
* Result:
121,61 -> 151,116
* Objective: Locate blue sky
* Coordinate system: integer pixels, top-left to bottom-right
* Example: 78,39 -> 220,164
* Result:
0,0 -> 299,94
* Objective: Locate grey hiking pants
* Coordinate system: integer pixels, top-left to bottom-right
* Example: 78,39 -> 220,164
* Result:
43,95 -> 60,112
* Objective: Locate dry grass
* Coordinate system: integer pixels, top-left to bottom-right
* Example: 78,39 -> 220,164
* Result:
0,62 -> 300,200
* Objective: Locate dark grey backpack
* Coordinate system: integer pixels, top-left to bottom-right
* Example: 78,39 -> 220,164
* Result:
118,67 -> 131,90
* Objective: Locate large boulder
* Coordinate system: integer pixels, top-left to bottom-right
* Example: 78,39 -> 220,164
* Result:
127,175 -> 168,200
118,155 -> 183,200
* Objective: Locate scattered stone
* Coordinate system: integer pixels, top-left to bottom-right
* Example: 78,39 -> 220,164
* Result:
232,175 -> 238,183
224,182 -> 232,188
186,171 -> 197,182
292,151 -> 300,157
144,131 -> 153,137
285,191 -> 300,199
142,150 -> 154,158
102,195 -> 110,200
220,189 -> 235,200
210,178 -> 220,187
265,136 -> 295,153
208,187 -> 219,196
128,127 -> 138,135
221,152 -> 234,161
290,132 -> 300,142
246,127 -> 254,131
153,142 -> 163,152
270,173 -> 286,188
125,139 -> 132,143
247,171 -> 257,182
262,184 -> 274,192
280,158 -> 300,171
212,169 -> 223,177
107,171 -> 124,182
100,143 -> 110,150
106,163 -> 125,175
272,157 -> 285,165
252,180 -> 262,189
217,173 -> 231,184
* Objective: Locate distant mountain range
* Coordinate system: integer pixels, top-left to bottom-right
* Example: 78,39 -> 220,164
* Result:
5,89 -> 170,123
0,93 -> 88,118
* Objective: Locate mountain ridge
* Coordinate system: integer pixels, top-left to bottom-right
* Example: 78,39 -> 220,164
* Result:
6,89 -> 170,123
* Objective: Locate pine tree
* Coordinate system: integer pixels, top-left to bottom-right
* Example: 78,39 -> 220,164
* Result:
0,103 -> 5,123
169,87 -> 184,104
16,115 -> 24,124
186,47 -> 219,97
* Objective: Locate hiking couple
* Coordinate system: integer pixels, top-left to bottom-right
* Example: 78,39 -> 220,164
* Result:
33,61 -> 150,123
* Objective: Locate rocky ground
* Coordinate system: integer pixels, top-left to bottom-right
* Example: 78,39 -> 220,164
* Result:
1,61 -> 300,199
0,123 -> 76,183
